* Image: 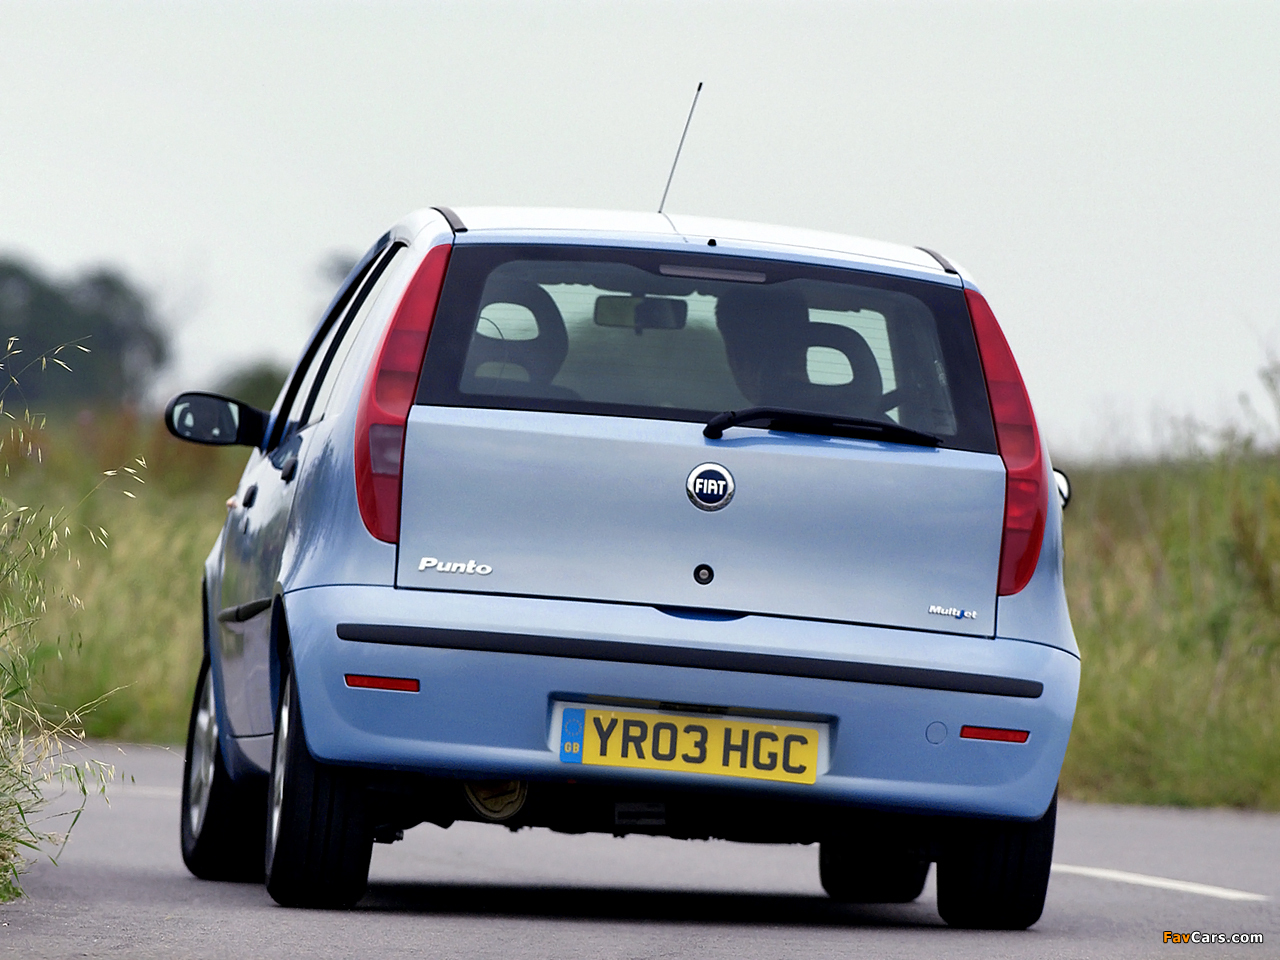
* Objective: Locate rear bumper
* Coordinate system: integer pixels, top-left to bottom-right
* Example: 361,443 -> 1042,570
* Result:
285,584 -> 1079,821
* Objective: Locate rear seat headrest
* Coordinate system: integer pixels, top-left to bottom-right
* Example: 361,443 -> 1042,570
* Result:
468,278 -> 570,386
715,286 -> 883,414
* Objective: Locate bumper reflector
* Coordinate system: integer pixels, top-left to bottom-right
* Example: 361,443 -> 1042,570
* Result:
344,673 -> 419,693
960,725 -> 1029,743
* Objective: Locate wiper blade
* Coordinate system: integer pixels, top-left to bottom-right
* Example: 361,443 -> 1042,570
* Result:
703,407 -> 942,447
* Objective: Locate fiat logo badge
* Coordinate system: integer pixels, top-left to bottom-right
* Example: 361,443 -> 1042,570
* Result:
686,463 -> 735,511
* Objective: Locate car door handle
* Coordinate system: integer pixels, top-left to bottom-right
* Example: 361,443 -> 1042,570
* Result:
280,456 -> 298,483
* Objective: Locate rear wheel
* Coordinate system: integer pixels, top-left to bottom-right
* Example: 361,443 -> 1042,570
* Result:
264,667 -> 373,908
180,656 -> 266,881
819,837 -> 929,903
936,791 -> 1057,929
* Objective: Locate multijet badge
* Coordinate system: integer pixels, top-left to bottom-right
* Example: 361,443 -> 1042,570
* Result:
686,463 -> 735,512
929,604 -> 977,620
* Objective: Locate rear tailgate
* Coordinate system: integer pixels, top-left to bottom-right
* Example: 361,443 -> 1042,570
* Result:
396,407 -> 1003,636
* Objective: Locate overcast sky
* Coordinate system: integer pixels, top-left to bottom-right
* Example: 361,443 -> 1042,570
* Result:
3,0 -> 1278,459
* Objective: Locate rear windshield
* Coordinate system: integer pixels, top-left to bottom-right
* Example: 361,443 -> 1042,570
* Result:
418,244 -> 996,452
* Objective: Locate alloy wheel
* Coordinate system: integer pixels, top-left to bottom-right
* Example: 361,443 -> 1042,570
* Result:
267,675 -> 292,866
186,669 -> 218,839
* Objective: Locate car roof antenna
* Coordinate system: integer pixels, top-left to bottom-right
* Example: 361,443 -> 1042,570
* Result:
658,82 -> 703,215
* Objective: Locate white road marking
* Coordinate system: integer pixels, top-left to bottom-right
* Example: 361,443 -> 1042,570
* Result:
111,785 -> 182,800
1053,863 -> 1269,902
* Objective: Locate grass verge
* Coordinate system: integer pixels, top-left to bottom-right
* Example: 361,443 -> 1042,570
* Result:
1060,451 -> 1280,808
21,411 -> 244,744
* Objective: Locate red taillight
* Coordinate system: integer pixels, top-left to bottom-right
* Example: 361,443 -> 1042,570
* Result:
965,289 -> 1047,596
354,244 -> 452,542
344,674 -> 420,693
960,725 -> 1029,743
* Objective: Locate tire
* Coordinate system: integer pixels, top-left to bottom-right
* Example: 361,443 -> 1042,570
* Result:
819,837 -> 929,903
264,667 -> 373,908
936,790 -> 1058,929
180,656 -> 266,881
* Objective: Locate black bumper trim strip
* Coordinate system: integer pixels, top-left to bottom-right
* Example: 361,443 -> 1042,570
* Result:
335,623 -> 1044,699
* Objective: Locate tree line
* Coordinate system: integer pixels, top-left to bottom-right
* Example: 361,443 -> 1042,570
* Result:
0,250 -> 364,412
0,257 -> 169,407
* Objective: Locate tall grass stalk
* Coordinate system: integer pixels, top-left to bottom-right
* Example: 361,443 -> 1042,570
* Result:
0,337 -> 119,900
0,495 -> 111,900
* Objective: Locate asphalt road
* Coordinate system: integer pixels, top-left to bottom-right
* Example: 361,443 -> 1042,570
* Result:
2,744 -> 1275,959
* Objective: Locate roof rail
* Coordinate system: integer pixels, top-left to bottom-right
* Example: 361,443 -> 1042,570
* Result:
433,206 -> 468,234
916,246 -> 958,275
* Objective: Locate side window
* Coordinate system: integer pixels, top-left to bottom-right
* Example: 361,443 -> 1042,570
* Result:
266,242 -> 386,450
283,313 -> 343,429
300,244 -> 404,425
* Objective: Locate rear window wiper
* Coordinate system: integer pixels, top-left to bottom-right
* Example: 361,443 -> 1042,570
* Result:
703,407 -> 942,447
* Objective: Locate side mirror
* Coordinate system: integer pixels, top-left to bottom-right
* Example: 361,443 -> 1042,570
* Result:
1053,469 -> 1071,510
164,392 -> 268,448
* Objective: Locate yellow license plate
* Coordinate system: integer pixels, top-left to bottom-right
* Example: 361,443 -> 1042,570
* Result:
556,705 -> 820,785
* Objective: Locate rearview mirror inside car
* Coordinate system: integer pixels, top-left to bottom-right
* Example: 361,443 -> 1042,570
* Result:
164,392 -> 268,448
594,296 -> 688,332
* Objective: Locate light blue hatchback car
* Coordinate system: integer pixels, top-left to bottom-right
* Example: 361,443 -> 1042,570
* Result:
165,207 -> 1078,927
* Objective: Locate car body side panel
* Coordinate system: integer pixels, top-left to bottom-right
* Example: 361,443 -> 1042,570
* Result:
394,208 -> 455,246
277,221 -> 453,597
218,431 -> 314,737
212,221 -> 452,757
230,734 -> 273,775
217,607 -> 275,736
993,441 -> 1078,656
201,213 -> 452,767
284,584 -> 1077,820
210,452 -> 261,738
203,522 -> 273,778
